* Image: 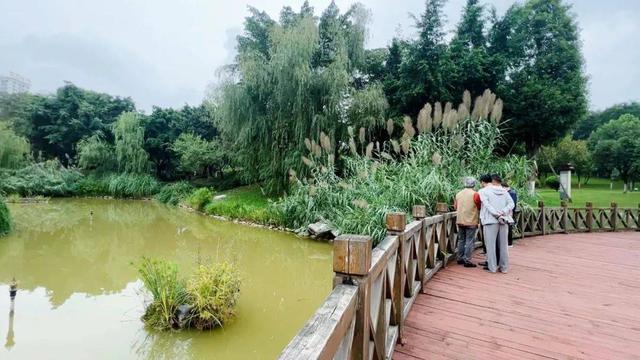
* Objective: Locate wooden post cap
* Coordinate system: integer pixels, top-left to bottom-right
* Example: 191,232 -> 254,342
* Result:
538,201 -> 545,207
412,205 -> 427,219
560,201 -> 567,207
586,202 -> 593,207
435,203 -> 448,214
333,235 -> 372,276
611,202 -> 618,208
386,212 -> 406,232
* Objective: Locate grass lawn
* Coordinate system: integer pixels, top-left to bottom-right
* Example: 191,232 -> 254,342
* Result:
203,185 -> 277,224
533,178 -> 640,208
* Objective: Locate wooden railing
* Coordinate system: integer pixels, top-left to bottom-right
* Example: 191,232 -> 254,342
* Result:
279,202 -> 639,360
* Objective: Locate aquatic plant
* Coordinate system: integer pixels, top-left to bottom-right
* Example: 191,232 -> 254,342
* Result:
0,197 -> 11,236
106,173 -> 160,198
154,182 -> 194,206
137,258 -> 241,331
186,262 -> 241,330
186,188 -> 213,211
137,258 -> 188,330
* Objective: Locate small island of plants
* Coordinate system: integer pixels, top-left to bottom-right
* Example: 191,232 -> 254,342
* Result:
137,258 -> 241,331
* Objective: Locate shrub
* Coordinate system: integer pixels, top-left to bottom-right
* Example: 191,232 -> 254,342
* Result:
137,258 -> 188,330
0,197 -> 11,236
154,182 -> 194,206
74,175 -> 111,196
186,262 -> 241,330
0,160 -> 82,197
186,188 -> 213,211
106,173 -> 160,198
545,175 -> 560,191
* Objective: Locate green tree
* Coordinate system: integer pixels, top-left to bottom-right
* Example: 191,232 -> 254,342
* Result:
538,136 -> 593,186
8,83 -> 134,162
236,7 -> 276,61
383,38 -> 407,116
171,133 -> 224,178
391,0 -> 452,115
589,114 -> 640,192
142,105 -> 218,179
573,102 -> 640,140
0,92 -> 39,138
219,3 -> 386,193
113,112 -> 149,174
494,0 -> 587,153
0,122 -> 31,169
448,0 -> 494,98
76,134 -> 116,173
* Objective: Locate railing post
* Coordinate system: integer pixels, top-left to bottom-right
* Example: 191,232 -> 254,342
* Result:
435,203 -> 449,262
586,202 -> 593,232
560,201 -> 569,233
333,235 -> 372,360
538,201 -> 546,235
611,202 -> 618,232
386,212 -> 406,345
412,205 -> 427,291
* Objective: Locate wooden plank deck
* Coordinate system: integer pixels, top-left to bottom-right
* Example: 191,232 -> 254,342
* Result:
394,231 -> 640,360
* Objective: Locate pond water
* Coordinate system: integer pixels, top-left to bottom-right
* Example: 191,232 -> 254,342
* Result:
0,199 -> 332,359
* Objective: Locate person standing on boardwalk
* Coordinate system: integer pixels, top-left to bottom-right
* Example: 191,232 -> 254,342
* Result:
502,181 -> 518,246
454,177 -> 481,268
478,174 -> 515,273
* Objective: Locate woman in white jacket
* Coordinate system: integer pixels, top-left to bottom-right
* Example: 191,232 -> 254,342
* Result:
478,174 -> 515,273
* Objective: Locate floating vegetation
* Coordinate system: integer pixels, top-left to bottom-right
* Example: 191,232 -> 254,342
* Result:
137,258 -> 240,331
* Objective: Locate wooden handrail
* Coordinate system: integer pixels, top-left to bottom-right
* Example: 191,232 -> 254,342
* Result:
279,203 -> 639,360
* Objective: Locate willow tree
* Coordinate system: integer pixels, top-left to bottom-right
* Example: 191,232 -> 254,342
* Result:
218,2 -> 387,193
0,122 -> 30,169
113,112 -> 149,174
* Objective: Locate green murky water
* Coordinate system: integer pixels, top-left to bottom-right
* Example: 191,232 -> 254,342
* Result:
0,199 -> 331,359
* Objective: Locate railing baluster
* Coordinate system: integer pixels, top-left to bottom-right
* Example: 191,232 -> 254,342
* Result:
586,202 -> 593,232
412,205 -> 427,293
538,201 -> 546,235
386,212 -> 406,346
611,202 -> 618,232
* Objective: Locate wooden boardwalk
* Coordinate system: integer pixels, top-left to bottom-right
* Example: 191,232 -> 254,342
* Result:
395,231 -> 640,360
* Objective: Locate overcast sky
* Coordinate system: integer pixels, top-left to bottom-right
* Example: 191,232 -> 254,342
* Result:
1,0 -> 638,112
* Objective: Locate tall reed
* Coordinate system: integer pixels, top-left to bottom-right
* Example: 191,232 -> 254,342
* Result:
275,90 -> 533,244
137,258 -> 188,330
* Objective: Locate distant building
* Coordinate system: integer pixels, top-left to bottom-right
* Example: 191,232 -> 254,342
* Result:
0,72 -> 31,94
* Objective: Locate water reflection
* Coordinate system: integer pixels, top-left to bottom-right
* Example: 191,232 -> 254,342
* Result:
5,301 -> 15,350
0,199 -> 332,359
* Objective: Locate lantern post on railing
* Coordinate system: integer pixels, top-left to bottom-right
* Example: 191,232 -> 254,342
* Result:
385,212 -> 406,345
611,202 -> 618,231
560,201 -> 569,233
538,201 -> 546,235
333,234 -> 372,360
585,202 -> 593,232
412,205 -> 427,291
